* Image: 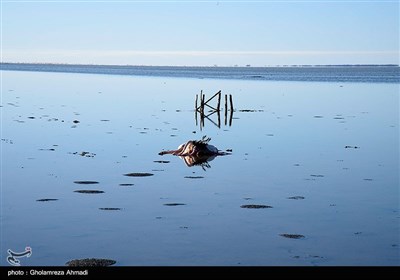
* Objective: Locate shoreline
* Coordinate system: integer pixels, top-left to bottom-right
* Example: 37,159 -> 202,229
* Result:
1,62 -> 399,83
1,62 -> 399,68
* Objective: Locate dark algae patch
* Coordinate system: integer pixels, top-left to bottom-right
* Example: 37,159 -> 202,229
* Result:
73,181 -> 99,184
240,204 -> 273,209
36,198 -> 58,202
345,145 -> 360,149
124,172 -> 154,177
280,234 -> 305,239
74,190 -> 104,194
239,109 -> 264,112
71,151 -> 96,158
66,258 -> 116,267
164,203 -> 186,206
287,196 -> 305,200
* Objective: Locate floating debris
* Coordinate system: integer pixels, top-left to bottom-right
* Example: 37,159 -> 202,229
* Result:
363,178 -> 373,181
36,199 -> 58,202
73,181 -> 99,184
310,174 -> 324,178
280,234 -> 305,239
240,204 -> 273,209
99,208 -> 121,211
184,176 -> 204,179
313,115 -> 323,118
39,148 -> 55,151
73,120 -> 80,124
74,190 -> 104,194
153,160 -> 170,163
287,196 -> 305,200
124,172 -> 154,177
71,151 -> 96,158
345,145 -> 359,149
239,109 -> 264,112
66,258 -> 116,267
119,183 -> 134,186
164,203 -> 186,206
1,139 -> 14,144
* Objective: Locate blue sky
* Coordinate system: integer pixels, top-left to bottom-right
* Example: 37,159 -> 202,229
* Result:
1,0 -> 399,66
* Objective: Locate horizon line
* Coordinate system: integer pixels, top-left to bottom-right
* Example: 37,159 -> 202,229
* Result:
1,61 -> 399,67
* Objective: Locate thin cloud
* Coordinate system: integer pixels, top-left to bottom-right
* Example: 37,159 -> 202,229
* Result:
78,50 -> 400,56
4,50 -> 398,57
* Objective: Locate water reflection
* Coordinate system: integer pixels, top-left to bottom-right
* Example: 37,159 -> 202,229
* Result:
195,109 -> 234,129
179,154 -> 217,170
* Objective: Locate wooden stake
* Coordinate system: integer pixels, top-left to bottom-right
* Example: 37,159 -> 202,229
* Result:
217,109 -> 221,128
201,94 -> 205,114
224,94 -> 228,126
217,91 -> 221,111
195,99 -> 198,126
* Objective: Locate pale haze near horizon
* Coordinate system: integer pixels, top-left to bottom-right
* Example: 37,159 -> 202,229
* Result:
2,0 -> 399,66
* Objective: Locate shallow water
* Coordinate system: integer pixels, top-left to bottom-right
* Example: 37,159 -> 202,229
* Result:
1,70 -> 399,266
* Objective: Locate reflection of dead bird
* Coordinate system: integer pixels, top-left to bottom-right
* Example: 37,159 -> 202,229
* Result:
158,136 -> 229,157
181,153 -> 216,170
159,137 -> 230,170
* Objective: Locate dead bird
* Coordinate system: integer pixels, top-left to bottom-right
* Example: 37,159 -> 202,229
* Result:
158,136 -> 229,157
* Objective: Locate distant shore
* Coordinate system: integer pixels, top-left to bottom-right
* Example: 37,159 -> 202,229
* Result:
1,62 -> 398,68
1,62 -> 399,83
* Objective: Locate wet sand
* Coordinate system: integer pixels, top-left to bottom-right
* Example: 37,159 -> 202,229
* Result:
1,70 -> 398,266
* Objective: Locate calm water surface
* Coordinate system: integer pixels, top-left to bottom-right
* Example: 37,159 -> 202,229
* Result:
1,70 -> 399,266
